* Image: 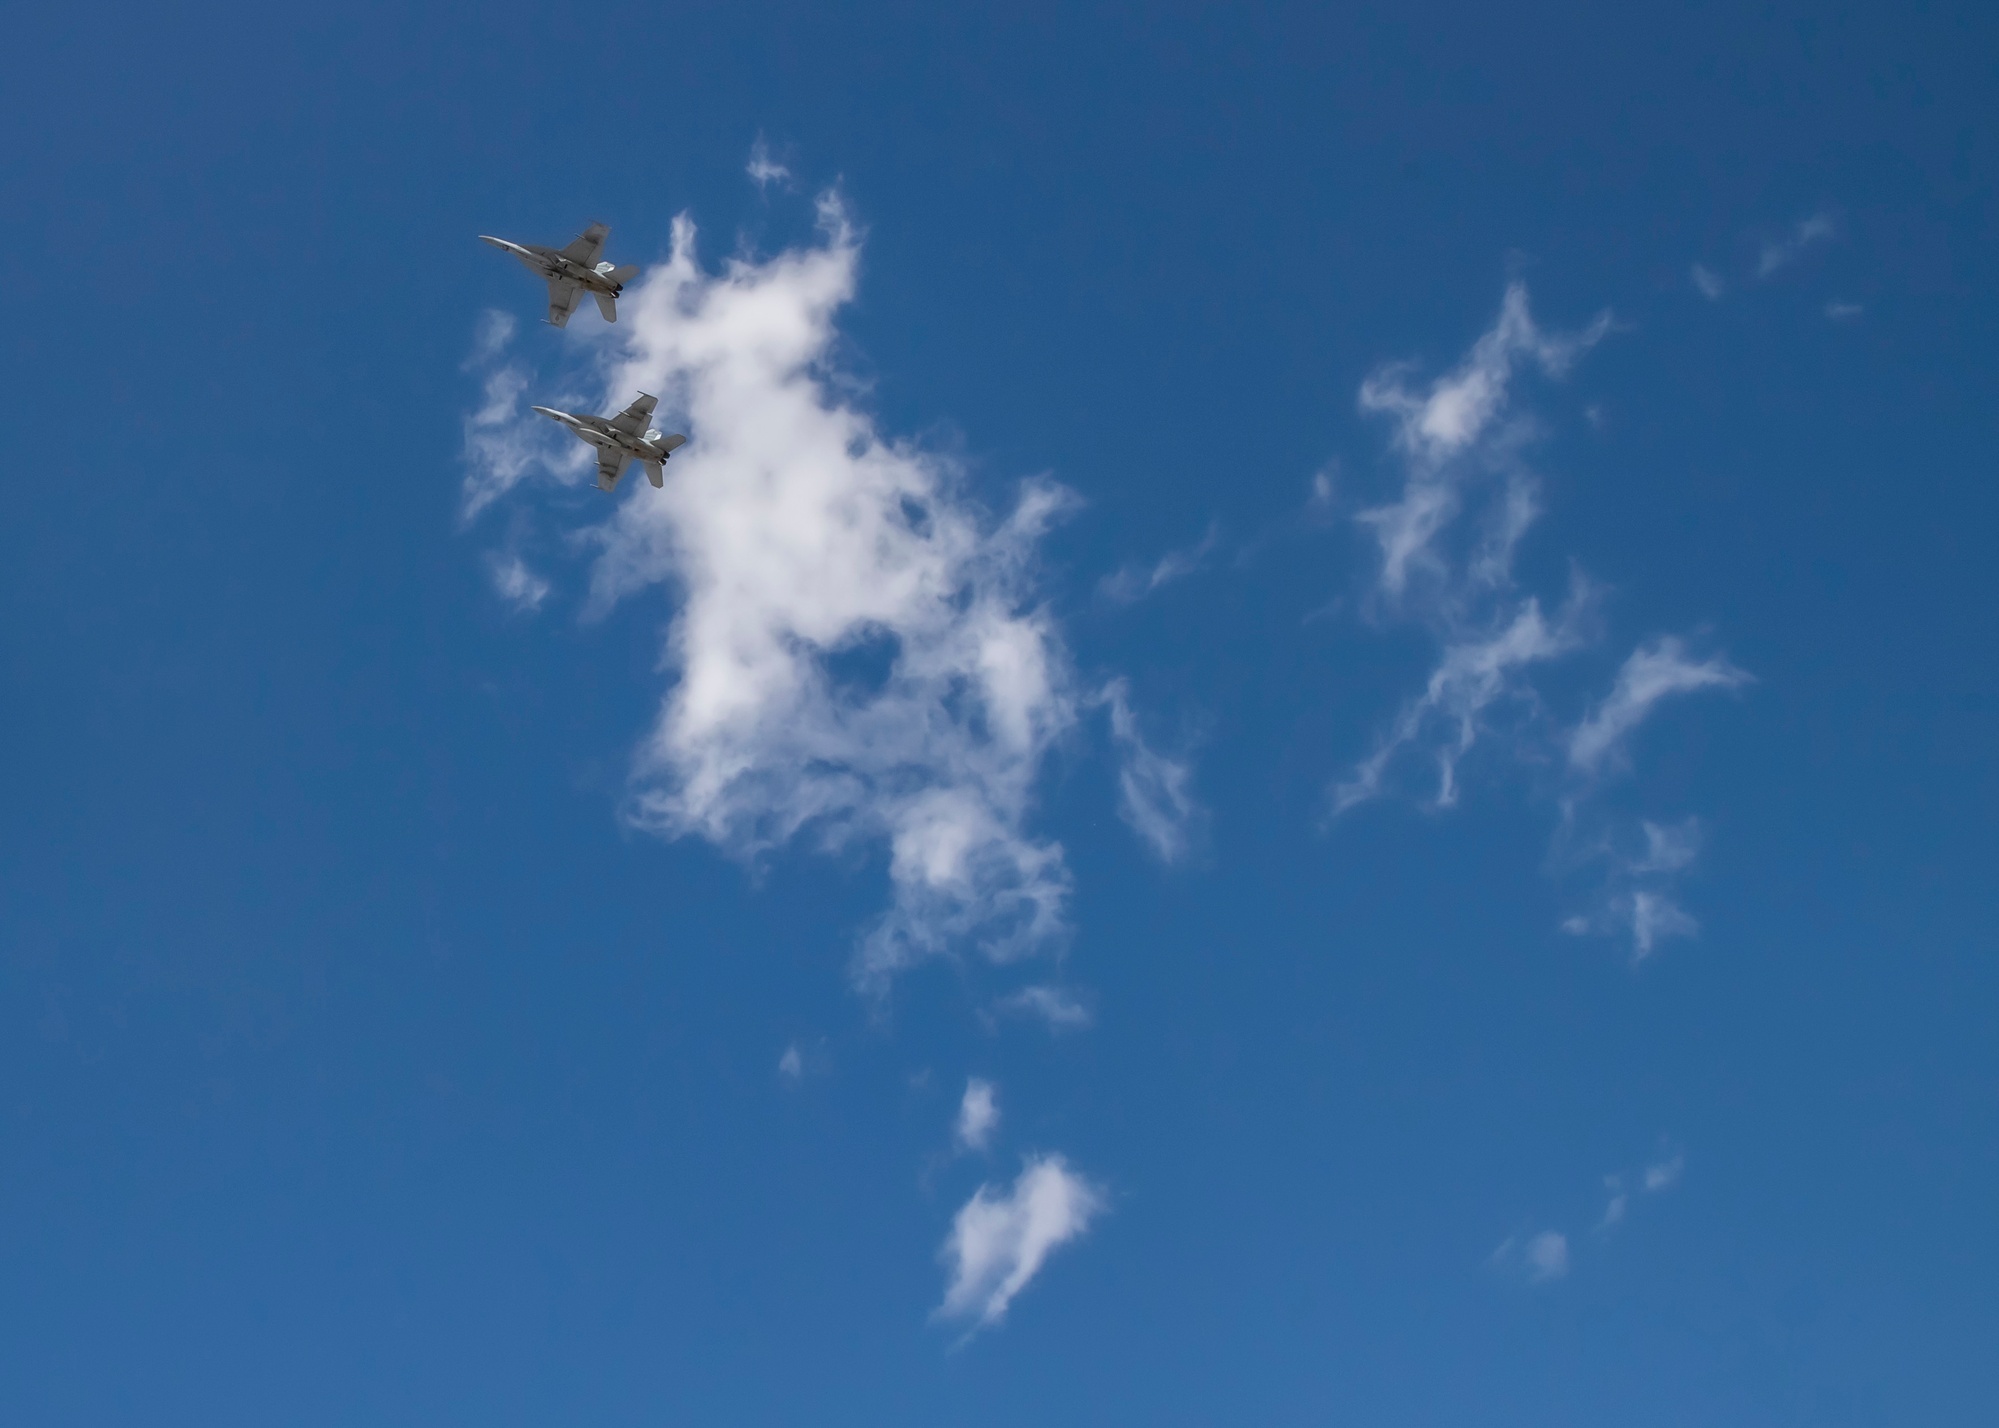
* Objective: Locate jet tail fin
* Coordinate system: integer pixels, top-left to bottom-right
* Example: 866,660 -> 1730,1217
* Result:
606,264 -> 639,287
644,461 -> 664,489
594,291 -> 618,323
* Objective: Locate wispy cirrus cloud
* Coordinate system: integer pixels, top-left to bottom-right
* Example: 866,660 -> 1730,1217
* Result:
746,136 -> 793,191
987,983 -> 1095,1032
1098,523 -> 1218,603
1568,636 -> 1751,776
1757,212 -> 1836,278
1333,589 -> 1589,814
1100,678 -> 1201,862
1353,281 -> 1608,606
485,550 -> 551,612
1330,283 -> 1747,961
936,1155 -> 1105,1334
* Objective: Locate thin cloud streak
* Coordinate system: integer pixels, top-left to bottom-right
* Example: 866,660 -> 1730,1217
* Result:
1757,212 -> 1836,278
1098,524 -> 1219,603
1569,636 -> 1751,776
988,984 -> 1094,1032
1100,678 -> 1201,862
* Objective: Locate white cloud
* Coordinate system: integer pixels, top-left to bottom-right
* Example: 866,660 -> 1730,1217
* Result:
1642,1151 -> 1684,1193
1631,817 -> 1701,873
936,1155 -> 1104,1332
1598,1148 -> 1684,1230
466,197 -> 1084,995
1825,300 -> 1864,322
955,1077 -> 1000,1152
1331,284 -> 1609,814
1331,285 -> 1745,959
466,308 -> 518,367
746,137 -> 793,191
1524,1231 -> 1569,1281
1099,524 -> 1218,603
462,359 -> 566,519
1355,281 -> 1608,603
1598,1177 -> 1629,1230
989,984 -> 1094,1032
1569,636 -> 1750,776
1334,591 -> 1587,813
1493,1230 -> 1569,1284
1100,678 -> 1200,862
1757,212 -> 1836,278
1691,264 -> 1725,301
486,551 -> 551,612
777,1043 -> 804,1085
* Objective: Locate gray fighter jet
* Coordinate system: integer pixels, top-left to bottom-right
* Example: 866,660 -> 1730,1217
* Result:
479,222 -> 639,327
534,392 -> 687,491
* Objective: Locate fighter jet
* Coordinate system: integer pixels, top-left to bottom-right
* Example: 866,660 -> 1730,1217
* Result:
478,222 -> 639,327
534,392 -> 687,491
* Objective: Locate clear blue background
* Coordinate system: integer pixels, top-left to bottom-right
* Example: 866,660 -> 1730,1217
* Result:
2,1 -> 1995,1423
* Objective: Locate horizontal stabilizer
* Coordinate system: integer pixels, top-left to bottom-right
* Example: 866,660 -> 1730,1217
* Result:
644,461 -> 664,489
594,291 -> 618,323
606,264 -> 639,287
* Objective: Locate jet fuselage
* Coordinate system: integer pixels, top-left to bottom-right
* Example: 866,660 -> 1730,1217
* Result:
479,237 -> 626,295
532,407 -> 681,464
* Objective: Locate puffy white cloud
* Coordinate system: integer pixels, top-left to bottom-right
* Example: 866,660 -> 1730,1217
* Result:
1100,678 -> 1201,862
1691,264 -> 1725,301
467,198 -> 1085,994
777,1043 -> 804,1085
1757,212 -> 1836,278
1569,636 -> 1750,776
937,1155 -> 1105,1331
955,1077 -> 999,1152
1524,1231 -> 1569,1281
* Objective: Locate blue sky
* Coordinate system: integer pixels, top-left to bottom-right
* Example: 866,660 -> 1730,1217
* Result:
3,1 -> 1996,1423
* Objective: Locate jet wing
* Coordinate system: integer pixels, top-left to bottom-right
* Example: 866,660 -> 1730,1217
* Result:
547,278 -> 585,327
560,222 -> 610,266
596,447 -> 631,492
607,392 -> 658,436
